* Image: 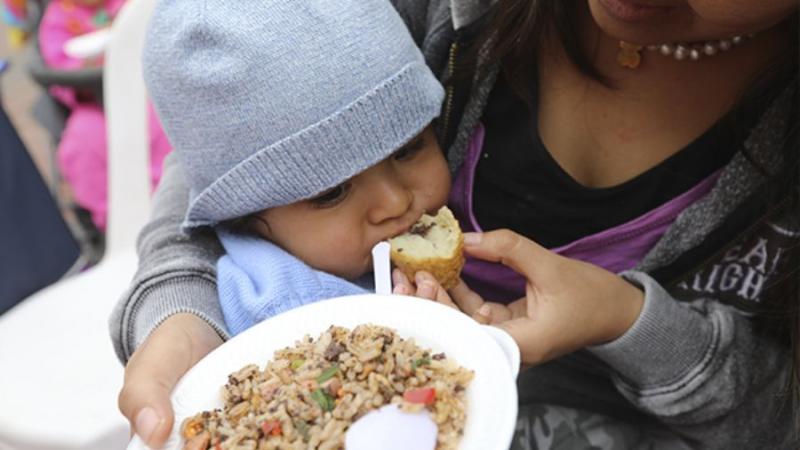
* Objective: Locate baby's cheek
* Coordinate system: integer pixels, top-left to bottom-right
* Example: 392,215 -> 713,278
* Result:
428,169 -> 452,207
314,234 -> 367,276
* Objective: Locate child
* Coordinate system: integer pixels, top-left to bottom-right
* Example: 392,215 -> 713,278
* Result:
38,0 -> 171,230
143,0 -> 448,335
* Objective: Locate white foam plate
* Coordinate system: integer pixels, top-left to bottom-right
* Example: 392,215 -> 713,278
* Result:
128,294 -> 519,450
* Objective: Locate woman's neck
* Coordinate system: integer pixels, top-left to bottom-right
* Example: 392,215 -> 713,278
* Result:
533,7 -> 792,189
579,8 -> 792,98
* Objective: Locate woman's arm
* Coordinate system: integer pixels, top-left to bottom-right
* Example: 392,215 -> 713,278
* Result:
109,152 -> 228,363
590,271 -> 794,448
110,153 -> 229,447
457,229 -> 794,448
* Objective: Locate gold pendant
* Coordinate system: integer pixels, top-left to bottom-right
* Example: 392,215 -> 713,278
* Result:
617,41 -> 643,69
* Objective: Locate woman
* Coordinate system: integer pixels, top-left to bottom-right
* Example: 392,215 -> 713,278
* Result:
113,0 -> 799,448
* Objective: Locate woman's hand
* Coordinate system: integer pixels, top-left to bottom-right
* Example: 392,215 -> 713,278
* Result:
458,230 -> 645,365
117,313 -> 223,448
392,269 -> 516,323
392,269 -> 455,305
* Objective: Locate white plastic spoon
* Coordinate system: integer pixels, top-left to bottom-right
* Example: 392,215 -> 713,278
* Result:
345,404 -> 437,450
371,241 -> 392,295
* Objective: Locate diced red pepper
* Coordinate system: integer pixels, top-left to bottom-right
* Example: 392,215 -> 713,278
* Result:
403,387 -> 436,405
261,419 -> 282,436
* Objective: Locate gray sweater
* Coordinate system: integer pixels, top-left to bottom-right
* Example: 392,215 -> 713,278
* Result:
111,0 -> 799,448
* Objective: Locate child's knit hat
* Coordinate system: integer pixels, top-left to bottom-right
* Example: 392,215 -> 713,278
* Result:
144,0 -> 444,229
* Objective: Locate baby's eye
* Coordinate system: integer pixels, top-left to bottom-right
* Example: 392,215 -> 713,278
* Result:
309,183 -> 350,208
393,136 -> 425,162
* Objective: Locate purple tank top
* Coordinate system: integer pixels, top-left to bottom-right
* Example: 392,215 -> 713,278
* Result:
448,124 -> 721,303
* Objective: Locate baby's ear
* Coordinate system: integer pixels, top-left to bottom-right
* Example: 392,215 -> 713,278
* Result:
247,213 -> 274,239
218,213 -> 270,239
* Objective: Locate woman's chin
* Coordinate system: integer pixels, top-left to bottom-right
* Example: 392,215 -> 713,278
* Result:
587,0 -> 685,45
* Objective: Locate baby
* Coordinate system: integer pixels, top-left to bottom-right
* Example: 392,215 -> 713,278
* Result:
144,0 -> 449,335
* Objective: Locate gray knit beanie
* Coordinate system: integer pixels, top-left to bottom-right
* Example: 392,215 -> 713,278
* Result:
143,0 -> 444,229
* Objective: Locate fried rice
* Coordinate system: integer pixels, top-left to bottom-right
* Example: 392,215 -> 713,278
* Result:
181,324 -> 474,450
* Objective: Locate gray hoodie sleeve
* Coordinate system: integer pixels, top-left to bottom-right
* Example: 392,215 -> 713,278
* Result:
590,271 -> 793,448
109,153 -> 229,363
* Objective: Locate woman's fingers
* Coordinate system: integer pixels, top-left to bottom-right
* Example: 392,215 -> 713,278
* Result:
392,269 -> 413,295
463,230 -> 547,278
392,269 -> 457,308
414,272 -> 458,308
118,313 -> 223,448
448,278 -> 486,316
472,304 -> 492,325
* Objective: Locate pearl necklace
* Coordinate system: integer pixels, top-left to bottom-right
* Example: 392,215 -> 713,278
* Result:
617,35 -> 753,69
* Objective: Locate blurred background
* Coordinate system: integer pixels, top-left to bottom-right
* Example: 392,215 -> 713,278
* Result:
1,15 -> 50,174
1,1 -> 158,447
1,0 -> 107,312
1,0 -> 170,311
0,4 -> 50,181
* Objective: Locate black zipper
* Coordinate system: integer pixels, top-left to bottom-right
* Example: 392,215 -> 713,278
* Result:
440,41 -> 459,146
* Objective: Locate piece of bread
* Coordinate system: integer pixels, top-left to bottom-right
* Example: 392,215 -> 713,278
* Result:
389,206 -> 464,290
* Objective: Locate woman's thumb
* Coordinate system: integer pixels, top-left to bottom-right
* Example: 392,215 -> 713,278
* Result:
117,313 -> 223,448
463,229 -> 543,277
494,318 -> 549,365
118,348 -> 179,448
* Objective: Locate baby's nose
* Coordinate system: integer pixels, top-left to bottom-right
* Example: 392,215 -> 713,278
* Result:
366,170 -> 412,224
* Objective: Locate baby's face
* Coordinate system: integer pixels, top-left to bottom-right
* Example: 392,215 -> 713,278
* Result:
254,126 -> 451,280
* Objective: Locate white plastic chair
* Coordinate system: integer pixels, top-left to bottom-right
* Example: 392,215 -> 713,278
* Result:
0,0 -> 157,447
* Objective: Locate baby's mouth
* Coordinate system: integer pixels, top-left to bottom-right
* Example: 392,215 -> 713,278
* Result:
387,211 -> 425,240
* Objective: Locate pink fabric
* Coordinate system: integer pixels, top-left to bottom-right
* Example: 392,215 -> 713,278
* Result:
58,103 -> 171,230
38,0 -> 172,231
38,0 -> 125,70
57,104 -> 107,228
